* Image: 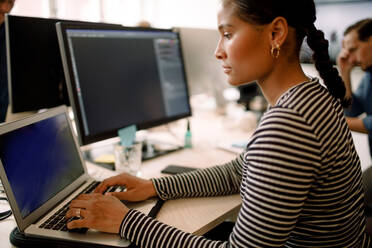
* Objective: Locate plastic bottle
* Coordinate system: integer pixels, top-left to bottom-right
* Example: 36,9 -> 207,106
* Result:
184,120 -> 192,148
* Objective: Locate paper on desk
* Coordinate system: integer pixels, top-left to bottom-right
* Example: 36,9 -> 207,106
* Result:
118,125 -> 137,146
93,154 -> 115,164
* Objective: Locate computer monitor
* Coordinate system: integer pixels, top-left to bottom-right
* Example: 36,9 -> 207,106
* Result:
177,27 -> 228,96
5,15 -> 120,113
56,23 -> 192,149
178,27 -> 261,111
237,82 -> 263,111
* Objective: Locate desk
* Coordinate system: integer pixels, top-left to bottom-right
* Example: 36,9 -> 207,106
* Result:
0,107 -> 254,247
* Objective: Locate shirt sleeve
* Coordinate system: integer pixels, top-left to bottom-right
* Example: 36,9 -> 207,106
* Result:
344,75 -> 368,117
120,209 -> 227,248
363,115 -> 372,133
151,153 -> 244,200
119,108 -> 322,248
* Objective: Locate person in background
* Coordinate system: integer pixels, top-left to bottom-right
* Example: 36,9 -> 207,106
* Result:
338,19 -> 372,158
66,0 -> 371,247
338,18 -> 372,213
0,0 -> 15,123
137,20 -> 151,28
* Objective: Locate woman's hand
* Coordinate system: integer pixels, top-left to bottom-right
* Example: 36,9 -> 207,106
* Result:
66,193 -> 129,233
94,173 -> 157,202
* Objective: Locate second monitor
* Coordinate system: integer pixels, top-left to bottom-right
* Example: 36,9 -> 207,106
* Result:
57,23 -> 192,160
5,15 -> 121,114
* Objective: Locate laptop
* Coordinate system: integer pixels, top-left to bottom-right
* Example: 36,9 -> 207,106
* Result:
0,106 -> 154,247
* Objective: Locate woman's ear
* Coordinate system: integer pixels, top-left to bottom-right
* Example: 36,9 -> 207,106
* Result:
269,17 -> 288,47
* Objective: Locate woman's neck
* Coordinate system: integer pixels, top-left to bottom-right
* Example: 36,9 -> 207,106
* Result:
258,61 -> 309,106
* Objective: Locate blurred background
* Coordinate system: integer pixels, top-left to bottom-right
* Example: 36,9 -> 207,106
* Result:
10,0 -> 220,29
11,0 -> 372,64
6,0 -> 372,168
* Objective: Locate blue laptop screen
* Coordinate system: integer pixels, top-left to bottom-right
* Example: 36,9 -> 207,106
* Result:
0,113 -> 84,218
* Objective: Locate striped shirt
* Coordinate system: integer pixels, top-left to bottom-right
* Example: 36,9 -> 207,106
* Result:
120,79 -> 371,247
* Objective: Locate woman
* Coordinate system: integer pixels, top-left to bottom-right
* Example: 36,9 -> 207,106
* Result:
66,0 -> 371,246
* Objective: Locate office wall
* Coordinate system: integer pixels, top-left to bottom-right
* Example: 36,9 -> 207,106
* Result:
10,0 -> 220,28
11,1 -> 372,33
11,0 -> 50,18
53,0 -> 102,22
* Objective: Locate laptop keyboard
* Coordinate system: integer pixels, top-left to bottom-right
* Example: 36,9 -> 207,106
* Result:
38,181 -> 126,233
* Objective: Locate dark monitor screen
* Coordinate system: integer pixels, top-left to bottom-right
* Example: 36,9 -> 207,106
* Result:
57,23 -> 191,145
5,15 -> 120,113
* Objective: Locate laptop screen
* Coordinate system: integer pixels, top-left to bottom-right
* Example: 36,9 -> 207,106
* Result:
0,112 -> 84,218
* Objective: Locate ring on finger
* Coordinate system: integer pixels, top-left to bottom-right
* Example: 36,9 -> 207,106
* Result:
76,208 -> 81,218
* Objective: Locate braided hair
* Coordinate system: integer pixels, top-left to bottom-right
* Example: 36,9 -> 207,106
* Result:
222,0 -> 350,107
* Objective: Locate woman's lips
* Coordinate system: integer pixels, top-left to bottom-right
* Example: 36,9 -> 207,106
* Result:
222,66 -> 232,74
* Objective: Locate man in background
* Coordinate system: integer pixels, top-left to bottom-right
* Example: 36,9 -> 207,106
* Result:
338,18 -> 372,210
338,19 -> 372,158
0,0 -> 15,123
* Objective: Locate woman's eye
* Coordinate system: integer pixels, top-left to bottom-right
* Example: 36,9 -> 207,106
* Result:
223,32 -> 232,39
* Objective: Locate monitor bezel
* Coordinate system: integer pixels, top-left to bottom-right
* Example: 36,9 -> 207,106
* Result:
57,22 -> 192,146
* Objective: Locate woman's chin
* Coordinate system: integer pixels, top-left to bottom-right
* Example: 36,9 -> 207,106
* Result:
228,78 -> 252,87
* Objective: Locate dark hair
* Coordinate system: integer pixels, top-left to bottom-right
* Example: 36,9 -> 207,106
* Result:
222,0 -> 350,107
344,18 -> 372,42
0,0 -> 13,5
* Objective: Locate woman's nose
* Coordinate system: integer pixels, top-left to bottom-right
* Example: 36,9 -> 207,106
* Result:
214,40 -> 225,60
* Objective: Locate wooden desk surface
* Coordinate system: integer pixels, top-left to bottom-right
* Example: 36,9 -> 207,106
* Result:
0,108 -> 254,247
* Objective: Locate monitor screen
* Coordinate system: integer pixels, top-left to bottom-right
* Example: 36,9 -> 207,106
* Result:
5,15 -> 120,113
57,23 -> 191,145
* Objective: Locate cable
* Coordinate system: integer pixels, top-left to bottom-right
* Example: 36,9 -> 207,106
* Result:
0,197 -> 12,221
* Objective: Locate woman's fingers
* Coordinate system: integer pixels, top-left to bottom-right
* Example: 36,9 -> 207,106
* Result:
94,178 -> 118,193
67,217 -> 88,229
66,208 -> 87,219
106,187 -> 151,202
94,174 -> 127,193
65,193 -> 129,233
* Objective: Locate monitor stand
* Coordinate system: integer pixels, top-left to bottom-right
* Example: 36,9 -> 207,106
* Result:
141,139 -> 183,161
82,139 -> 183,171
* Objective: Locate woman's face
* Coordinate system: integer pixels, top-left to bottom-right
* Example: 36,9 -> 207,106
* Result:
215,4 -> 273,86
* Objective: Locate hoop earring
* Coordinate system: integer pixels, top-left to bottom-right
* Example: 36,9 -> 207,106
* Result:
271,43 -> 280,59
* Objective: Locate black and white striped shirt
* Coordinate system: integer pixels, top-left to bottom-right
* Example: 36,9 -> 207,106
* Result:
120,79 -> 371,247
